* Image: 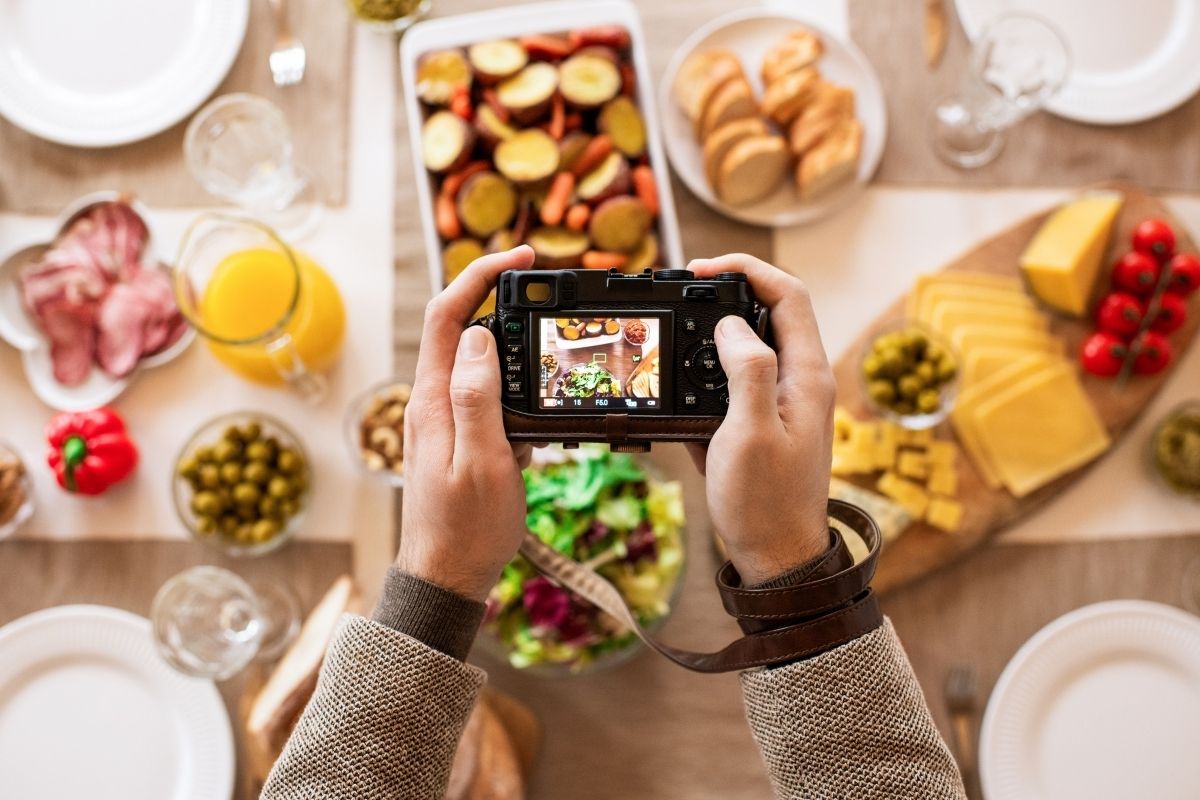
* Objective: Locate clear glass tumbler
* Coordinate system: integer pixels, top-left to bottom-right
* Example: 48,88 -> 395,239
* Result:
184,93 -> 322,238
931,13 -> 1071,169
151,566 -> 301,680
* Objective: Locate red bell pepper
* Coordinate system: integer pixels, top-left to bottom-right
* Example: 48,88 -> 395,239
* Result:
45,408 -> 138,495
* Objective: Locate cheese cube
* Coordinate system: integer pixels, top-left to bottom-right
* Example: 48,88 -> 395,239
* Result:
877,472 -> 929,518
927,466 -> 959,497
926,497 -> 964,532
874,423 -> 899,470
899,428 -> 933,447
925,441 -> 957,468
897,450 -> 929,480
1020,193 -> 1123,317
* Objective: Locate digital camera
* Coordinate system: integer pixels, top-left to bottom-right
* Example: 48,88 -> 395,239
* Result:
482,268 -> 770,451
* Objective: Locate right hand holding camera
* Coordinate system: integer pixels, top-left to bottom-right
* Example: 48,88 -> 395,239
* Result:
686,254 -> 836,585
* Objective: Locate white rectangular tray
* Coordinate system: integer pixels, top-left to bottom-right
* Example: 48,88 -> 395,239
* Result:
399,0 -> 686,297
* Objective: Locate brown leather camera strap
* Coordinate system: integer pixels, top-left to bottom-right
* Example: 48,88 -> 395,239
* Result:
518,499 -> 882,673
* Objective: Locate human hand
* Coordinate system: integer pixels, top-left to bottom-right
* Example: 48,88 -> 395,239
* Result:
398,246 -> 534,602
685,254 -> 835,585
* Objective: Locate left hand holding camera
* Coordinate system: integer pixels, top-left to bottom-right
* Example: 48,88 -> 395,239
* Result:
398,246 -> 535,602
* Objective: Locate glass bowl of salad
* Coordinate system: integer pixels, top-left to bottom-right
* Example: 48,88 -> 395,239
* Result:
480,446 -> 687,675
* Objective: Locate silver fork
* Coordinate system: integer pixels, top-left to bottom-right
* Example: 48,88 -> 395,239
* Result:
944,665 -> 982,799
267,0 -> 306,87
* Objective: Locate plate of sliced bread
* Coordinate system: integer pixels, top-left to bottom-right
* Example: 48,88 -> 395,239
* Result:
659,10 -> 885,227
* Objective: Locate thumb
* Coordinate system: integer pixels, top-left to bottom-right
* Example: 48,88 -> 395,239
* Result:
715,315 -> 780,426
449,326 -> 508,465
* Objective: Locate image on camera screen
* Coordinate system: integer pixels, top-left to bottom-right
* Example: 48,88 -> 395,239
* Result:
535,314 -> 663,412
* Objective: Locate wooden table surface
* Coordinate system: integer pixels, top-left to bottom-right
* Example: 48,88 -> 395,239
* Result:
4,2 -> 1199,799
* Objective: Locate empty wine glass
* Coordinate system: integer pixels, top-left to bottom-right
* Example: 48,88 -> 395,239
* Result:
931,13 -> 1070,169
151,566 -> 300,680
184,93 -> 322,238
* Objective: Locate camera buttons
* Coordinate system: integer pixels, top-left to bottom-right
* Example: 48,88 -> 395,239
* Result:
654,269 -> 695,280
715,272 -> 747,282
683,392 -> 698,407
683,318 -> 697,332
505,380 -> 525,396
504,320 -> 524,335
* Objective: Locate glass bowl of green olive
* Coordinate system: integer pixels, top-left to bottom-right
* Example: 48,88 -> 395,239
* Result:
859,321 -> 959,430
173,412 -> 310,557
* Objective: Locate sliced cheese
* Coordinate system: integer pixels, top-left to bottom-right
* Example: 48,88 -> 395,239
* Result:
929,302 -> 1048,341
1019,192 -> 1123,317
913,284 -> 1036,325
906,272 -> 1026,318
972,363 -> 1111,497
952,325 -> 1065,358
964,346 -> 1065,387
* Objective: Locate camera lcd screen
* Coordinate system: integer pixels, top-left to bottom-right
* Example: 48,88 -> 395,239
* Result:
534,313 -> 666,413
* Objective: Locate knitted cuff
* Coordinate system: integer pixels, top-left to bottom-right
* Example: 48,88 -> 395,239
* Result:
371,565 -> 487,661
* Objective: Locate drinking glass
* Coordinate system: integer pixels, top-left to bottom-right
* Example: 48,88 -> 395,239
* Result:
345,0 -> 430,32
151,566 -> 300,680
172,213 -> 346,401
931,13 -> 1070,169
184,94 -> 322,238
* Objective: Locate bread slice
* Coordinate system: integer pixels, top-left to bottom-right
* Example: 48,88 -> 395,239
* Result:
761,66 -> 820,127
673,49 -> 741,122
788,82 -> 856,155
762,29 -> 825,87
797,118 -> 862,200
692,59 -> 746,137
717,135 -> 790,206
703,117 -> 768,187
700,78 -> 758,139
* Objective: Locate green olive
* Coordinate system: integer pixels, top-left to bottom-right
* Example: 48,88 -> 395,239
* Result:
220,515 -> 238,534
243,461 -> 270,485
198,464 -> 221,490
240,422 -> 262,442
252,519 -> 280,541
898,374 -> 923,399
268,476 -> 291,499
220,462 -> 242,486
879,350 -> 906,378
194,445 -> 215,464
177,456 -> 200,480
196,515 -> 217,535
245,441 -> 271,463
213,438 -> 241,463
917,389 -> 941,414
191,491 -> 221,516
222,425 -> 244,444
279,499 -> 300,519
235,523 -> 255,542
277,449 -> 303,475
233,482 -> 261,505
868,379 -> 897,405
915,361 -> 936,384
937,357 -> 957,382
259,496 -> 280,518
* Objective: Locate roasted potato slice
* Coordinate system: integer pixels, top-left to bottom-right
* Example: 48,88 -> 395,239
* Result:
422,110 -> 474,173
497,62 -> 559,124
559,53 -> 621,107
527,226 -> 589,267
416,49 -> 472,106
457,171 -> 518,238
575,151 -> 630,204
589,196 -> 651,253
494,129 -> 560,184
468,39 -> 529,83
597,96 -> 646,158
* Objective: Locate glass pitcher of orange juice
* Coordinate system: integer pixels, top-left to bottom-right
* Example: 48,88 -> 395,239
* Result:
173,214 -> 345,399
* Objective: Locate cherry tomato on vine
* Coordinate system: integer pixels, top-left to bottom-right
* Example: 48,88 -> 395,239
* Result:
1132,218 -> 1176,261
1164,253 -> 1200,297
1094,292 -> 1144,337
1111,251 -> 1160,296
1132,331 -> 1173,375
1079,331 -> 1128,377
1149,292 -> 1188,335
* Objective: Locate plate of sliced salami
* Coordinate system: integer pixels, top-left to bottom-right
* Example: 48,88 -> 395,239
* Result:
0,192 -> 193,411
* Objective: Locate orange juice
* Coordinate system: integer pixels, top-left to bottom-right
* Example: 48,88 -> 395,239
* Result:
200,248 -> 345,384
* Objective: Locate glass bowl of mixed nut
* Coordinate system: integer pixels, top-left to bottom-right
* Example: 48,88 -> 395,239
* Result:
173,413 -> 310,557
345,379 -> 412,487
0,442 -> 34,540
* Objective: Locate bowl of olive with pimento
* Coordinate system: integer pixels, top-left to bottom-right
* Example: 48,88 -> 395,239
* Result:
173,413 -> 310,556
860,322 -> 959,429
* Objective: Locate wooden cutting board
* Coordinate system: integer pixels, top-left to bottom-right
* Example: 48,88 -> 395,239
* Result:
833,183 -> 1200,593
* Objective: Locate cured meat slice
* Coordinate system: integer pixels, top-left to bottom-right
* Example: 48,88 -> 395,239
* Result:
124,266 -> 184,356
37,299 -> 97,386
95,284 -> 149,379
60,201 -> 149,281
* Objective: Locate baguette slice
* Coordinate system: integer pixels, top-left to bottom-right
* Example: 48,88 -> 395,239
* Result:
761,66 -> 820,127
673,49 -> 741,122
788,82 -> 856,155
797,118 -> 862,200
703,117 -> 768,188
716,135 -> 790,206
245,576 -> 361,780
761,29 -> 825,86
693,60 -> 747,138
700,78 -> 758,139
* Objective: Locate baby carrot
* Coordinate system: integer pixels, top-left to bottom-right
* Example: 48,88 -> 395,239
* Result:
548,94 -> 566,140
440,161 -> 489,200
582,250 -> 629,270
632,165 -> 659,217
435,193 -> 461,239
540,171 -> 576,226
570,134 -> 614,177
564,203 -> 591,231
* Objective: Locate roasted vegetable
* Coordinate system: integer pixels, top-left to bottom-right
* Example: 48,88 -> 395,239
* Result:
456,171 -> 518,238
576,151 -> 630,204
623,233 -> 659,273
422,110 -> 474,173
442,238 -> 486,283
527,226 -> 590,267
519,34 -> 574,61
474,104 -> 517,148
569,134 -> 613,177
598,95 -> 646,157
631,165 -> 658,217
564,203 -> 591,231
568,26 -> 630,51
589,196 -> 651,253
558,131 -> 592,172
494,128 -> 560,184
540,172 -> 576,226
581,250 -> 628,270
559,53 -> 622,107
468,39 -> 529,83
497,62 -> 559,123
416,49 -> 472,106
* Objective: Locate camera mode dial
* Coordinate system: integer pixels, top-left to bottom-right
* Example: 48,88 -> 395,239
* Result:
654,269 -> 695,280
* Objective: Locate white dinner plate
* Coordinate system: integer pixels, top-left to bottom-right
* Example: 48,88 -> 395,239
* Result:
955,0 -> 1200,125
0,605 -> 234,800
0,0 -> 249,147
658,10 -> 886,228
980,600 -> 1200,800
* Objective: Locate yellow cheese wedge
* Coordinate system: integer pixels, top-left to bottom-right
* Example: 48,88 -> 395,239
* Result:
1019,192 -> 1123,317
906,272 -> 1026,318
914,285 -> 1036,325
929,302 -> 1048,341
952,325 -> 1065,358
972,363 -> 1111,497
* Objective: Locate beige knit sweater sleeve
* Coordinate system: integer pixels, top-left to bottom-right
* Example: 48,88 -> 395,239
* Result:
741,618 -> 966,799
261,615 -> 962,799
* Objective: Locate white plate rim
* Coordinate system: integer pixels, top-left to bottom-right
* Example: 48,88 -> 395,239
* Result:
0,0 -> 250,147
656,8 -> 887,228
954,0 -> 1200,125
0,604 -> 234,800
979,599 -> 1200,800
